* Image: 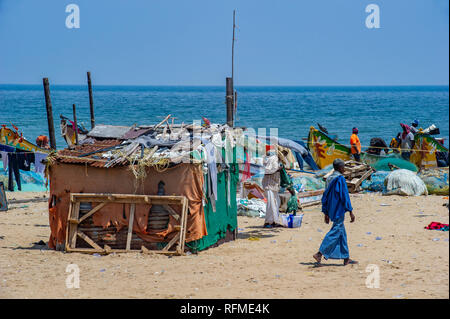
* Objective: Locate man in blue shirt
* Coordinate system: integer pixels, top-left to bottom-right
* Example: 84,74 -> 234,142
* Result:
313,159 -> 358,266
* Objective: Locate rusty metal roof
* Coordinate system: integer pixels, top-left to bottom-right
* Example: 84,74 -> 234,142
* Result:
55,139 -> 123,168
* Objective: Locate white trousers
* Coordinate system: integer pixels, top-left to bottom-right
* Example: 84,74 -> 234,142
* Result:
265,189 -> 280,224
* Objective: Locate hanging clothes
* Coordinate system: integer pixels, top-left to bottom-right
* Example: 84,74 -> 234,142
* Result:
204,141 -> 220,212
7,153 -> 21,191
17,151 -> 34,171
0,151 -> 8,172
34,152 -> 48,174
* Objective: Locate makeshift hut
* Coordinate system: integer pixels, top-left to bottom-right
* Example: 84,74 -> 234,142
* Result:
47,118 -> 240,254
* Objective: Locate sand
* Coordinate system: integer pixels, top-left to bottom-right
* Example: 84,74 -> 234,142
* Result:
0,191 -> 448,299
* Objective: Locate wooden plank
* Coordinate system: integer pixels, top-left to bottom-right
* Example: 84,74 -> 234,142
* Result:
354,168 -> 374,188
65,197 -> 74,252
162,204 -> 180,221
301,200 -> 322,207
77,231 -> 103,250
179,197 -> 189,254
126,203 -> 135,251
78,202 -> 107,224
162,233 -> 180,252
71,193 -> 185,205
72,193 -> 185,201
66,194 -> 189,256
297,190 -> 324,198
67,201 -> 80,250
66,247 -> 105,254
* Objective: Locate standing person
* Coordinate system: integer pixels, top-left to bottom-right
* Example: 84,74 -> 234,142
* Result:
313,159 -> 357,266
286,186 -> 299,216
400,123 -> 415,161
350,127 -> 361,162
410,120 -> 419,134
262,151 -> 282,228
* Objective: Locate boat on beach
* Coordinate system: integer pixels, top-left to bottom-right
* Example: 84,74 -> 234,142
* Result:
307,126 -> 448,169
0,126 -> 49,153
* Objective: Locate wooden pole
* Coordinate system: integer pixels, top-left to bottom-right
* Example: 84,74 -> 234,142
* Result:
230,10 -> 236,125
42,78 -> 57,150
232,10 -> 236,81
226,77 -> 234,127
72,104 -> 79,145
87,71 -> 95,129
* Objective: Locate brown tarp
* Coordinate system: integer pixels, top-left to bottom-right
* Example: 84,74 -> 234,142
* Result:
47,162 -> 207,249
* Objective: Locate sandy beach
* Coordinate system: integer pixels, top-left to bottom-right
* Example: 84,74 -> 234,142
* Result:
0,191 -> 448,299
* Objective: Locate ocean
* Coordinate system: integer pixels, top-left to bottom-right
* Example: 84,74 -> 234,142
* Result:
0,85 -> 448,150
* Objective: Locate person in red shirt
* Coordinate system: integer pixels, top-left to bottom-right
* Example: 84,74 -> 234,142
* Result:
350,127 -> 361,162
36,135 -> 50,149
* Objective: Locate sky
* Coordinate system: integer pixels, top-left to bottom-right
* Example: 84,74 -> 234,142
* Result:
0,0 -> 448,86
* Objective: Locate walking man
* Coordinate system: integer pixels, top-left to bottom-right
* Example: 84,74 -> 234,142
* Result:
313,159 -> 357,266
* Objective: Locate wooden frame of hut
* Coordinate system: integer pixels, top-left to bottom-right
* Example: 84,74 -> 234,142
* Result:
47,127 -> 239,254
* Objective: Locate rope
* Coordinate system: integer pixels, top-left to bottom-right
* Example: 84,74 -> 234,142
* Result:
307,141 -> 448,153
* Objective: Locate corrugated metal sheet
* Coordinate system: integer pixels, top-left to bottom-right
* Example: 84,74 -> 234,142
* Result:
55,139 -> 123,167
87,124 -> 132,139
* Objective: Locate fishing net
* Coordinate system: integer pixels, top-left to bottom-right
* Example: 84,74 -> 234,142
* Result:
371,158 -> 418,172
383,169 -> 428,196
418,168 -> 449,195
291,175 -> 325,192
361,171 -> 390,192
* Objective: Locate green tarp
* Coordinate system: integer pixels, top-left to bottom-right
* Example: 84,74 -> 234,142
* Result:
186,146 -> 239,252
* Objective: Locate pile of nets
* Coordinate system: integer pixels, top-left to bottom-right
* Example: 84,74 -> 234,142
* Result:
361,171 -> 390,192
371,158 -> 418,172
291,175 -> 325,192
418,168 -> 449,195
383,169 -> 428,196
237,198 -> 266,218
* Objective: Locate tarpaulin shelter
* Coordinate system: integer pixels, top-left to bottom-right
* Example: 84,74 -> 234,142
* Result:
47,121 -> 239,253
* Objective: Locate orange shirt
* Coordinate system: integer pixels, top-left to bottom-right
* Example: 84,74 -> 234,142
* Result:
350,134 -> 361,154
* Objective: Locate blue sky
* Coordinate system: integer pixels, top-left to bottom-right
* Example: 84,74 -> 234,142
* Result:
0,0 -> 448,85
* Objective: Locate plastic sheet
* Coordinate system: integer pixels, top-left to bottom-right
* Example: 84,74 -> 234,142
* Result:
383,169 -> 428,196
237,198 -> 266,218
418,168 -> 449,195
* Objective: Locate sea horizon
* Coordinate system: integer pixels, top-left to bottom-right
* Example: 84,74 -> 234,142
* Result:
1,84 -> 449,150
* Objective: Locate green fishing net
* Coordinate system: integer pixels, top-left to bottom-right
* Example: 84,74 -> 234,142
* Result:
371,158 -> 418,172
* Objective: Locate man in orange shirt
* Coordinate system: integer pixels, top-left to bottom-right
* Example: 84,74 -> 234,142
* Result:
350,127 -> 361,162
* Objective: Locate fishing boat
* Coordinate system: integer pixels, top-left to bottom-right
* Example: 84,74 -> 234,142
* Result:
410,133 -> 449,169
306,126 -> 448,169
0,126 -> 49,153
60,115 -> 89,147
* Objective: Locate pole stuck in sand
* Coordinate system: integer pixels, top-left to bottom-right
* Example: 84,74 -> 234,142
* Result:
42,77 -> 57,150
72,103 -> 79,145
87,71 -> 95,129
